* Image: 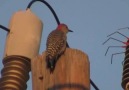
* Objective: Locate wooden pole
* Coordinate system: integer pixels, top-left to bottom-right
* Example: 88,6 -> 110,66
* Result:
31,48 -> 90,90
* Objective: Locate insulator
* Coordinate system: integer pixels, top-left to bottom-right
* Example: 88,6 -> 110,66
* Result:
0,55 -> 31,90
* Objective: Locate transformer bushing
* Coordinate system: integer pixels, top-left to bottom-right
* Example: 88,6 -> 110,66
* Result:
0,55 -> 30,90
0,9 -> 43,90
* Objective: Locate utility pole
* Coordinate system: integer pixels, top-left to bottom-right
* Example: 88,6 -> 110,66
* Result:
31,48 -> 90,90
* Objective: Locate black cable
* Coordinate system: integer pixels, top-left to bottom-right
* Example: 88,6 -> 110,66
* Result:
27,0 -> 99,89
0,25 -> 10,32
27,0 -> 69,48
27,0 -> 60,25
90,79 -> 99,90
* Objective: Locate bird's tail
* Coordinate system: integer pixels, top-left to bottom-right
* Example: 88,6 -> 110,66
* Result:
46,56 -> 55,73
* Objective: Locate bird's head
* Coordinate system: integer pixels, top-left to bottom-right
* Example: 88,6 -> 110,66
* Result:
56,23 -> 73,34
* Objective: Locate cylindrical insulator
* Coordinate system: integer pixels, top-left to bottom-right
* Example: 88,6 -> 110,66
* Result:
4,9 -> 43,59
0,55 -> 30,90
122,45 -> 129,89
0,9 -> 43,90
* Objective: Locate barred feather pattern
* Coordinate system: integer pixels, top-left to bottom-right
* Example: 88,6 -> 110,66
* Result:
46,30 -> 67,71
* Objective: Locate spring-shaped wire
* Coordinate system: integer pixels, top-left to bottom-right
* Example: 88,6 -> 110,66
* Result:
103,28 -> 129,89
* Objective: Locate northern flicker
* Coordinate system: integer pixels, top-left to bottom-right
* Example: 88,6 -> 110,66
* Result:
46,23 -> 73,72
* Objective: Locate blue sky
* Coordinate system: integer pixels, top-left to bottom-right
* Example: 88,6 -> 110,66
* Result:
1,0 -> 129,90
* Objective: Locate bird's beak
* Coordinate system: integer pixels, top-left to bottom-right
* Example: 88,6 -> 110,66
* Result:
68,29 -> 73,32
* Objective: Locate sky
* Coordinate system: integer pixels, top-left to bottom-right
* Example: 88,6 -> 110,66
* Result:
1,0 -> 129,90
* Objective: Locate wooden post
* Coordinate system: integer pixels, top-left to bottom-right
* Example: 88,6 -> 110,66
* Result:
31,48 -> 90,90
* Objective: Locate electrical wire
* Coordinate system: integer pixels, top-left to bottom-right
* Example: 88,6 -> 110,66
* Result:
90,79 -> 99,90
27,0 -> 70,47
0,25 -> 10,32
27,0 -> 60,25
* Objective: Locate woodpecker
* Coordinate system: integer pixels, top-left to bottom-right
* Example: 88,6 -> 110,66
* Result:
46,23 -> 73,73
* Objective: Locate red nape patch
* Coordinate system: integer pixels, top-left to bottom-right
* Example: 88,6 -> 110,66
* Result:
57,23 -> 67,30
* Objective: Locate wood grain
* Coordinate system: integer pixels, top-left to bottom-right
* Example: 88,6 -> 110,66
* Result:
31,48 -> 90,90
